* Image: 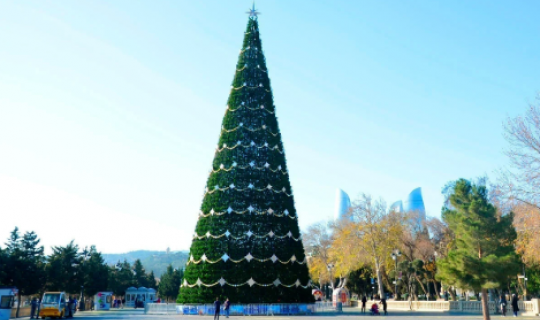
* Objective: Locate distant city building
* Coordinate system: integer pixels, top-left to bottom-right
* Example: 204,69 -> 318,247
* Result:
334,189 -> 351,221
391,187 -> 427,227
389,200 -> 403,213
403,187 -> 427,222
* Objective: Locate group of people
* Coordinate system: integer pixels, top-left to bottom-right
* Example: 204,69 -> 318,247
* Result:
112,298 -> 125,308
499,293 -> 520,317
213,297 -> 231,320
360,295 -> 387,316
29,297 -> 78,319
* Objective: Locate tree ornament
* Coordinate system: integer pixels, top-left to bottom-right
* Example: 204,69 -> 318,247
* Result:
219,278 -> 226,286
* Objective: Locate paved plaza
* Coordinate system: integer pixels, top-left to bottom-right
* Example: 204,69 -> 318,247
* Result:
66,308 -> 538,320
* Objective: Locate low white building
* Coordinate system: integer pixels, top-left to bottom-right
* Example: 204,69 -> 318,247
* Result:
124,287 -> 157,307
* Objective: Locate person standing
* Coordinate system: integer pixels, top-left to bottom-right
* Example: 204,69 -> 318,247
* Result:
379,296 -> 387,315
67,297 -> 74,318
224,298 -> 230,318
361,296 -> 367,314
511,294 -> 519,317
500,294 -> 507,316
214,297 -> 221,320
30,298 -> 38,319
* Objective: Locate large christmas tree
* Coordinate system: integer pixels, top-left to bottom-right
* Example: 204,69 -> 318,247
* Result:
178,9 -> 313,304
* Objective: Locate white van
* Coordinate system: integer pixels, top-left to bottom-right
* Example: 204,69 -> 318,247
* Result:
39,292 -> 67,319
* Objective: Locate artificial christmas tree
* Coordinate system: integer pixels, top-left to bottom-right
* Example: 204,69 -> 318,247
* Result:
178,9 -> 313,304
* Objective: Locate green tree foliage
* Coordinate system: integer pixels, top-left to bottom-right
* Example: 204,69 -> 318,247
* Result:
82,246 -> 109,297
3,228 -> 46,317
133,259 -> 149,287
394,260 -> 424,301
436,179 -> 520,320
178,16 -> 312,303
160,265 -> 183,302
146,271 -> 157,289
347,267 -> 373,297
108,260 -> 136,296
46,241 -> 81,293
0,247 -> 7,285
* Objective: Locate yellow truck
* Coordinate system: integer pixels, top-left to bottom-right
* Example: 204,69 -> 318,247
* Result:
39,292 -> 67,319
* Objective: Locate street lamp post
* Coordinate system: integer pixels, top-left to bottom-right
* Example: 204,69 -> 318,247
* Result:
391,250 -> 401,301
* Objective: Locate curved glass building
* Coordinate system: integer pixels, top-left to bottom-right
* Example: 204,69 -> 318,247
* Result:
403,187 -> 427,222
334,189 -> 351,221
389,200 -> 403,213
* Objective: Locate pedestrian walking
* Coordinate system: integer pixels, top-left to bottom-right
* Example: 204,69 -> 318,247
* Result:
214,297 -> 221,320
224,298 -> 230,318
500,294 -> 507,316
134,298 -> 138,309
379,296 -> 387,315
30,298 -> 38,319
511,294 -> 519,317
90,299 -> 94,311
361,296 -> 367,314
121,298 -> 125,309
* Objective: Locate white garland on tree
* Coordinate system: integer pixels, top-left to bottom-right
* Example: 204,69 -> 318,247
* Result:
215,140 -> 284,154
230,83 -> 271,93
198,207 -> 295,219
186,252 -> 306,265
226,103 -> 275,114
192,229 -> 301,241
181,277 -> 311,289
221,123 -> 279,137
204,182 -> 292,196
210,161 -> 287,174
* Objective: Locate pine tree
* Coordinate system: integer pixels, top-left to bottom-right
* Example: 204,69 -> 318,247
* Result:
82,246 -> 109,297
178,11 -> 312,303
4,228 -> 46,317
436,179 -> 520,320
159,265 -> 182,302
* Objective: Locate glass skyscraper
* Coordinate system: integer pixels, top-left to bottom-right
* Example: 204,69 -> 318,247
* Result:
334,189 -> 351,221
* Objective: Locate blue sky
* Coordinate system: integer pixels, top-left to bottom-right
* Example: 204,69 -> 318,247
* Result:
1,1 -> 539,253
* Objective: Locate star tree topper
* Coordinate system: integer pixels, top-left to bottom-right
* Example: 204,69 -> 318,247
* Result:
246,3 -> 260,19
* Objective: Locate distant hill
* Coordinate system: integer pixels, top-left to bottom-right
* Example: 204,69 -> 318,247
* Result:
102,250 -> 189,278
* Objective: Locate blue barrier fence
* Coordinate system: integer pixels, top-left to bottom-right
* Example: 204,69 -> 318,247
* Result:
146,303 -> 317,316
